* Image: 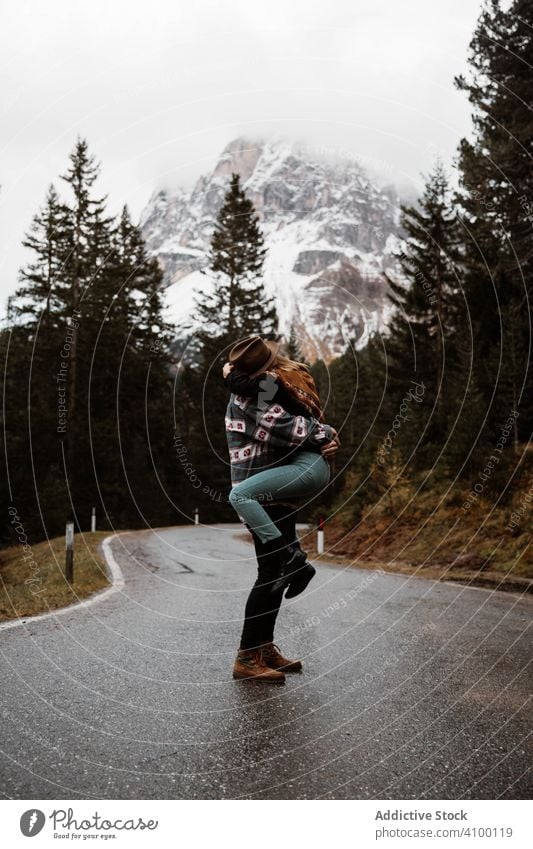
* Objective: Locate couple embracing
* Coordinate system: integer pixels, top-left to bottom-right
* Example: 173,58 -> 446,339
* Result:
222,334 -> 340,683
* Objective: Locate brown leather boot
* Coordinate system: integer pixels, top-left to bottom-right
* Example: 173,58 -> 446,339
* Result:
261,642 -> 303,673
233,648 -> 286,683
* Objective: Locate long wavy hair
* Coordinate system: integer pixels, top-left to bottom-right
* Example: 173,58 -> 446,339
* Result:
271,353 -> 323,420
272,353 -> 310,374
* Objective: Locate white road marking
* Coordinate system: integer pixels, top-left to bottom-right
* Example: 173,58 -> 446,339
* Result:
0,534 -> 126,633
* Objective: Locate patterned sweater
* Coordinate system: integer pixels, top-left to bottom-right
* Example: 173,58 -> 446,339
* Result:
225,371 -> 334,484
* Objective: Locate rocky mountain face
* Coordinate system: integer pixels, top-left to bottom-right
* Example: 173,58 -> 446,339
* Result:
140,137 -> 404,361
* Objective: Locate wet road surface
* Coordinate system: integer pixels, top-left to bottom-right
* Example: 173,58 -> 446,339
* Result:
0,524 -> 531,799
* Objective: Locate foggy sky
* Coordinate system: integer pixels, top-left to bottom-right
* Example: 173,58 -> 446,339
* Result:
0,0 -> 484,306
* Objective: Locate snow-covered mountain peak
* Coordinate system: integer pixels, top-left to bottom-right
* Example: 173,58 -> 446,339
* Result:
140,135 -> 403,360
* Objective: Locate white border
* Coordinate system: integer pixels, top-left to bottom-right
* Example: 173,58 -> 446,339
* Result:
0,533 -> 125,633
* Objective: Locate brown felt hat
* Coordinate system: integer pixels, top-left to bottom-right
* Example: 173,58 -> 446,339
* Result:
229,335 -> 280,378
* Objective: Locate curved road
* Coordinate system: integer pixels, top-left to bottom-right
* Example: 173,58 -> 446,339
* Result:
0,524 -> 531,799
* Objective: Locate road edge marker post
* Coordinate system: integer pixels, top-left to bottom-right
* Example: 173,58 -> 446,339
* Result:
91,507 -> 96,533
65,521 -> 74,584
194,508 -> 199,526
317,516 -> 324,555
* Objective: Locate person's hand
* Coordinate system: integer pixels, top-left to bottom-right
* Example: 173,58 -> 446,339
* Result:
321,427 -> 340,457
222,362 -> 233,379
321,440 -> 339,458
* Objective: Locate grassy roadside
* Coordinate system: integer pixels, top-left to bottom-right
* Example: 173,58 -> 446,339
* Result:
306,547 -> 533,595
303,492 -> 533,594
0,532 -> 111,623
235,496 -> 532,593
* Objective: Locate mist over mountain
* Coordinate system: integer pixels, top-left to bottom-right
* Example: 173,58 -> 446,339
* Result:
140,136 -> 405,360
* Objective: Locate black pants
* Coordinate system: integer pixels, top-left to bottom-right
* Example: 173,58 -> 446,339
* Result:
239,504 -> 298,650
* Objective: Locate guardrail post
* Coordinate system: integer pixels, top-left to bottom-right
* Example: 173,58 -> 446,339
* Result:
317,516 -> 324,555
65,522 -> 74,584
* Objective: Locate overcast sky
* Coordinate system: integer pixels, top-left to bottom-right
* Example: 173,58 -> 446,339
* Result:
1,0 -> 484,307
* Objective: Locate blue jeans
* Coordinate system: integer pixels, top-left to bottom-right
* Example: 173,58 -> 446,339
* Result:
229,451 -> 330,543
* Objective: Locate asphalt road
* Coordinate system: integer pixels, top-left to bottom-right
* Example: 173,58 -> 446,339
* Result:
0,524 -> 531,800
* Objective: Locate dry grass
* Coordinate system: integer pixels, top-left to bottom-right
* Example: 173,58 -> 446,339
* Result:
0,532 -> 110,622
309,489 -> 533,593
234,487 -> 532,593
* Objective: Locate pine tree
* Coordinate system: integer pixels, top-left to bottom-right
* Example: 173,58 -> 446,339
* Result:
2,140 -> 178,542
8,184 -> 72,510
440,331 -> 490,480
59,138 -> 112,474
387,162 -> 461,377
7,182 -> 79,535
307,338 -> 398,525
286,323 -> 307,363
183,173 -> 279,520
385,162 -> 463,464
114,206 -> 171,356
454,0 -> 533,447
89,205 -> 176,529
15,184 -> 70,323
195,172 -> 277,358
